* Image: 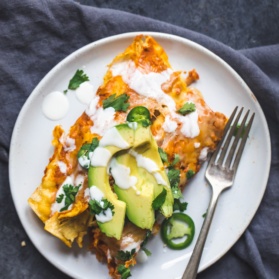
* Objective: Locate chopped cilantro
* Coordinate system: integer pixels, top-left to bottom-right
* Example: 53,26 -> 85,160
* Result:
167,168 -> 180,187
158,147 -> 168,163
68,69 -> 89,90
170,154 -> 180,167
142,247 -> 152,256
202,210 -> 207,218
56,194 -> 64,203
77,138 -> 99,169
116,249 -> 136,261
186,169 -> 195,180
167,168 -> 183,199
88,198 -> 115,216
117,264 -> 131,279
173,199 -> 188,212
177,102 -> 196,115
103,93 -> 130,112
141,230 -> 152,248
152,188 -> 167,210
58,184 -> 81,211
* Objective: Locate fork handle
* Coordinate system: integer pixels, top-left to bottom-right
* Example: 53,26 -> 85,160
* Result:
182,186 -> 223,279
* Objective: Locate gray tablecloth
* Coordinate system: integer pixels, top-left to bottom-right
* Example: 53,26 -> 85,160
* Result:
1,1 -> 278,278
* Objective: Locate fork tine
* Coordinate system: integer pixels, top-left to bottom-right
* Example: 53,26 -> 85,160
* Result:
216,107 -> 243,166
231,112 -> 255,171
224,109 -> 250,168
208,106 -> 239,165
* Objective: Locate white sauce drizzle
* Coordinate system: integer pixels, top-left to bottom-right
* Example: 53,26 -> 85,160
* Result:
136,249 -> 149,263
42,91 -> 69,120
153,172 -> 167,186
89,185 -> 104,201
178,110 -> 200,138
110,61 -> 200,138
162,115 -> 177,133
129,149 -> 159,172
109,158 -> 137,189
87,97 -> 117,136
64,137 -> 76,152
78,153 -> 92,169
89,186 -> 113,223
120,235 -> 141,252
56,161 -> 67,174
75,81 -> 95,105
86,95 -> 99,116
199,147 -> 209,161
75,174 -> 85,187
51,176 -> 74,214
128,122 -> 138,130
194,142 -> 201,148
129,149 -> 168,186
90,147 -> 111,167
111,61 -> 175,110
84,188 -> 90,201
99,127 -> 130,149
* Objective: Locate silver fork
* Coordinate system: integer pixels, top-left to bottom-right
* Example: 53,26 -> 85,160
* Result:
182,106 -> 255,279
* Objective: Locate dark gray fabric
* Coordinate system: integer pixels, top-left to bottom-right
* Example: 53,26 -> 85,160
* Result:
0,1 -> 278,278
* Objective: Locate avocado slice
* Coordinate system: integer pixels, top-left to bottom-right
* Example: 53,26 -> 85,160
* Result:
88,123 -> 173,239
88,166 -> 126,239
132,135 -> 174,218
88,123 -> 153,239
113,153 -> 156,230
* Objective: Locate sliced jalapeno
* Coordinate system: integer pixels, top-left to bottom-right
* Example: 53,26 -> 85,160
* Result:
161,212 -> 195,250
126,106 -> 151,127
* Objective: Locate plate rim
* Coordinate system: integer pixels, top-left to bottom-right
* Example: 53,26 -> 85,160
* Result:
9,31 -> 271,278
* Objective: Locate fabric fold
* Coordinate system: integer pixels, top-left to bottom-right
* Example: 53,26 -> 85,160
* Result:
1,1 -> 278,279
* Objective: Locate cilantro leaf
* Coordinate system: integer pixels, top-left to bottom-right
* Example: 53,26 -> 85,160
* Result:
158,147 -> 168,163
167,168 -> 183,199
60,184 -> 81,211
68,69 -> 89,90
77,138 -> 99,169
177,102 -> 196,115
167,168 -> 180,187
117,265 -> 132,279
142,247 -> 152,256
88,198 -> 115,216
116,249 -> 136,261
171,185 -> 183,199
103,93 -> 130,112
56,194 -> 64,203
152,188 -> 167,210
170,154 -> 180,167
140,230 -> 152,248
173,199 -> 188,212
186,169 -> 195,180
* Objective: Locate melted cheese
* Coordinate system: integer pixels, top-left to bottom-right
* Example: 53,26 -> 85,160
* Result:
28,35 -> 227,270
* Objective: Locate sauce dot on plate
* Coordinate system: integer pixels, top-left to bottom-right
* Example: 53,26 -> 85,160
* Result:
75,81 -> 95,105
42,91 -> 69,120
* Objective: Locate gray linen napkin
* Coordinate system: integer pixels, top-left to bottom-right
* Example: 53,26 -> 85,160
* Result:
0,1 -> 278,278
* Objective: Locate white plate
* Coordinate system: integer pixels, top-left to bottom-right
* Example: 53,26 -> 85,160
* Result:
9,32 -> 271,279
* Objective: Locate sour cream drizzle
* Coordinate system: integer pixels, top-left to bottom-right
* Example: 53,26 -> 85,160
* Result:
110,61 -> 200,138
56,161 -> 67,174
51,176 -> 73,214
42,91 -> 69,120
89,186 -> 113,223
86,96 -> 117,136
75,81 -> 95,105
109,158 -> 137,189
129,149 -> 168,186
99,127 -> 129,149
90,147 -> 111,167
